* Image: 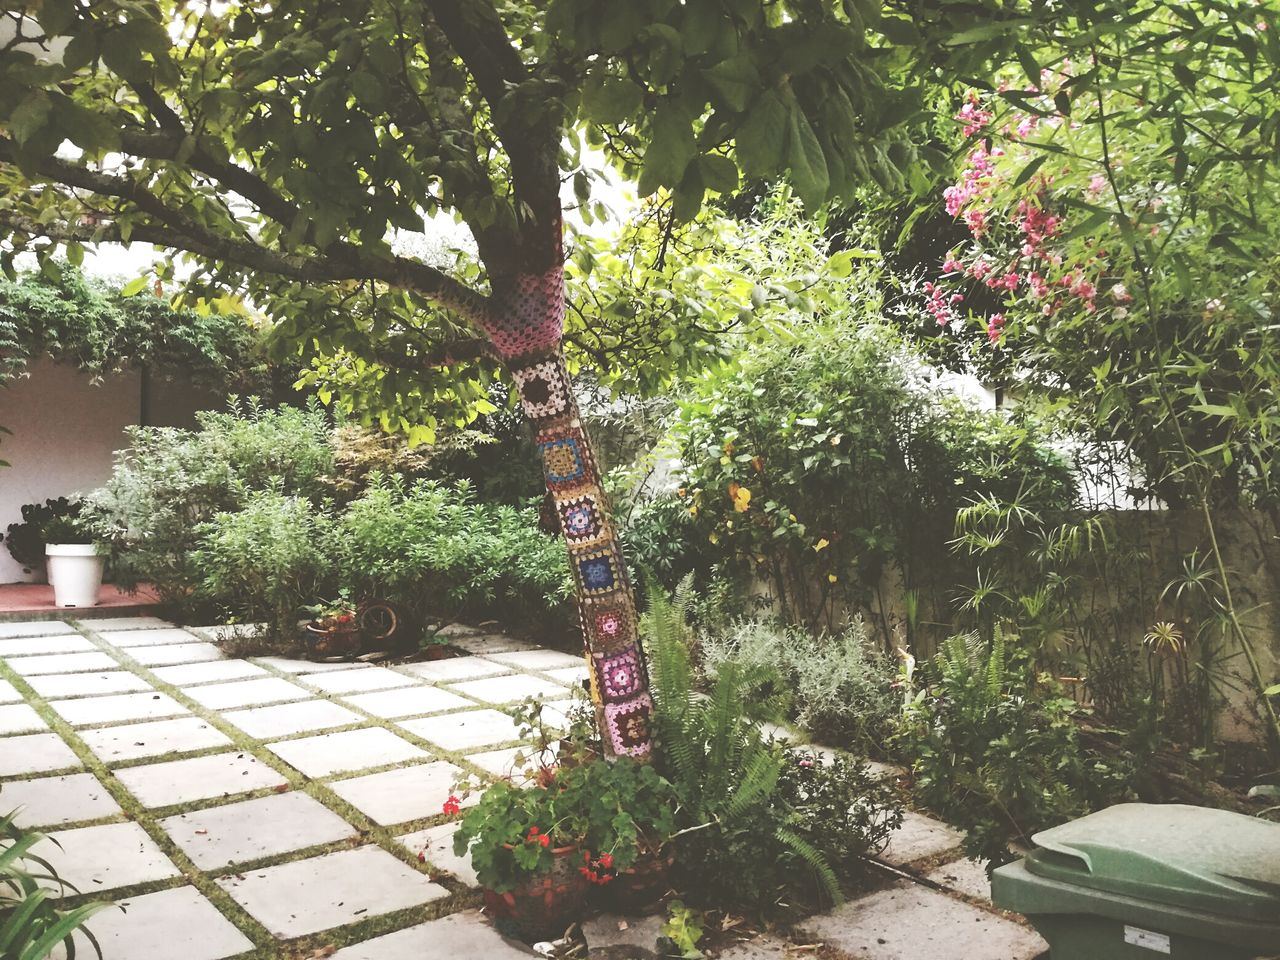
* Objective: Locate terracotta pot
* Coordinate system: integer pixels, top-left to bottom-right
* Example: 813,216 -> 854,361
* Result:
421,644 -> 452,661
303,622 -> 361,659
593,847 -> 673,914
483,845 -> 588,942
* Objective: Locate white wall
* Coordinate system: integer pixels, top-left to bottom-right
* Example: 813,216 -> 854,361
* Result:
0,359 -> 220,583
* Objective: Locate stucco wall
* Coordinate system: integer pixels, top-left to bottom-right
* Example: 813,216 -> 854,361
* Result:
0,358 -> 221,583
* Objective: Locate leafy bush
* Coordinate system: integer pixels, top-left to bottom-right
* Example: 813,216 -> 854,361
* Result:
669,319 -> 1074,633
82,399 -> 333,612
647,584 -> 901,914
2,498 -> 82,571
701,618 -> 900,756
192,491 -> 339,641
897,631 -> 1132,865
338,477 -> 571,632
1,810 -> 109,960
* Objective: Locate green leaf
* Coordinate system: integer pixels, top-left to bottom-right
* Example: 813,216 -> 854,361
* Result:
735,90 -> 788,178
1190,403 -> 1237,418
121,276 -> 149,297
36,0 -> 77,36
582,75 -> 642,125
1265,684 -> 1280,697
638,101 -> 695,196
704,56 -> 758,112
698,154 -> 739,195
786,109 -> 829,208
6,92 -> 53,147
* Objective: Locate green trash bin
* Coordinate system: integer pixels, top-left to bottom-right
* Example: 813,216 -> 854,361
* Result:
992,803 -> 1280,959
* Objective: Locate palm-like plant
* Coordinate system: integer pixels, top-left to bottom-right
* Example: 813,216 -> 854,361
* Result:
1,810 -> 108,960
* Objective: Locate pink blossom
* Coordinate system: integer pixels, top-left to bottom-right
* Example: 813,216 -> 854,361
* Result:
942,256 -> 964,274
987,312 -> 1006,343
1111,283 -> 1131,303
1088,174 -> 1107,194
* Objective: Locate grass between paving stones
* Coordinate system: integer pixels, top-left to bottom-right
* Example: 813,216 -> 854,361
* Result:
2,619 -> 586,956
1,621 -> 484,957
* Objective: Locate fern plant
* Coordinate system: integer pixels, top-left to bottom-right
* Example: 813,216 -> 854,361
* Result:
644,582 -> 843,910
1,811 -> 108,960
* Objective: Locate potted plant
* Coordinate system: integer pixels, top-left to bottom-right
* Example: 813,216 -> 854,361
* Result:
3,497 -> 80,581
303,595 -> 361,658
578,756 -> 678,912
43,510 -> 105,608
452,768 -> 591,942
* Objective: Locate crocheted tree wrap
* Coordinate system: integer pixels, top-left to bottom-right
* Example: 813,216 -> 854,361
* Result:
493,267 -> 654,760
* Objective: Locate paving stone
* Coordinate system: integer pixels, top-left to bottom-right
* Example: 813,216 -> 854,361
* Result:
50,691 -> 188,728
182,676 -> 308,710
196,623 -> 268,642
128,642 -> 224,667
0,732 -> 80,775
0,703 -> 47,734
82,617 -> 174,631
162,791 -> 356,868
266,727 -> 428,778
451,633 -> 539,656
0,620 -> 78,639
216,845 -> 448,938
97,627 -> 204,648
330,910 -> 534,959
80,716 -> 231,763
301,666 -> 417,695
877,810 -> 966,867
152,659 -> 270,686
253,656 -> 366,674
395,822 -> 478,886
544,665 -> 590,687
717,935 -> 797,959
0,634 -> 96,657
328,760 -> 469,826
222,699 -> 364,740
3,773 -> 122,828
341,684 -> 474,719
582,913 -> 664,953
38,821 -> 180,894
465,746 -> 542,784
796,880 -> 1046,960
926,857 -> 992,902
27,671 -> 153,699
0,679 -> 19,703
398,656 -> 510,682
48,885 -> 254,960
487,649 -> 585,671
115,751 -> 285,808
448,673 -> 569,704
9,651 -> 119,675
436,623 -> 485,637
400,708 -> 523,751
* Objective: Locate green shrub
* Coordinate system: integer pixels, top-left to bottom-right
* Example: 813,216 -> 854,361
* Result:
647,584 -> 901,914
699,618 -> 900,757
897,631 -> 1132,865
338,477 -> 572,632
82,399 -> 333,613
192,491 -> 338,641
668,320 -> 1074,634
2,498 -> 82,571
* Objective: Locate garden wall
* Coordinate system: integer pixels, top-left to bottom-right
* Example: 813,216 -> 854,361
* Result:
0,358 -> 222,583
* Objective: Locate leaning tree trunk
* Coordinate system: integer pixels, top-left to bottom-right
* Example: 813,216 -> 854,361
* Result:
478,265 -> 655,760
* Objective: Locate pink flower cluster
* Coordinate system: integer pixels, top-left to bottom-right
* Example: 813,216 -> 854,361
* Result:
956,94 -> 993,137
932,87 -> 1122,344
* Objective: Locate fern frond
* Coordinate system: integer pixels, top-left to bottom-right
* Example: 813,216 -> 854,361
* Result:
776,827 -> 843,906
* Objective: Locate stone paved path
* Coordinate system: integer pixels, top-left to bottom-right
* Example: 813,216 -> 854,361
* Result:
0,616 -> 1046,959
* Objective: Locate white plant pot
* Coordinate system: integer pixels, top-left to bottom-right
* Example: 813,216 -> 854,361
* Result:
45,544 -> 104,608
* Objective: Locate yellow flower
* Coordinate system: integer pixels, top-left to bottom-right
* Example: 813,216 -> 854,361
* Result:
733,486 -> 752,513
813,538 -> 830,552
828,573 -> 838,584
708,531 -> 719,544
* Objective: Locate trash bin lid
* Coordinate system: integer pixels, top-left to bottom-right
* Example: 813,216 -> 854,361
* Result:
1025,803 -> 1280,922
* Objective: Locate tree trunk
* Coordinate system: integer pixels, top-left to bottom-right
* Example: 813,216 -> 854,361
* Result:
480,266 -> 655,760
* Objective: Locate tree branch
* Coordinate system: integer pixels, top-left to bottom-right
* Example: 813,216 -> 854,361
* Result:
371,337 -> 494,371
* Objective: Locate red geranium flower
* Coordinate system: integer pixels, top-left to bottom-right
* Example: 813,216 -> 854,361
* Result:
442,795 -> 461,815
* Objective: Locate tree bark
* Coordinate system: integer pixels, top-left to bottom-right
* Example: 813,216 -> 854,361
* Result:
480,265 -> 656,760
